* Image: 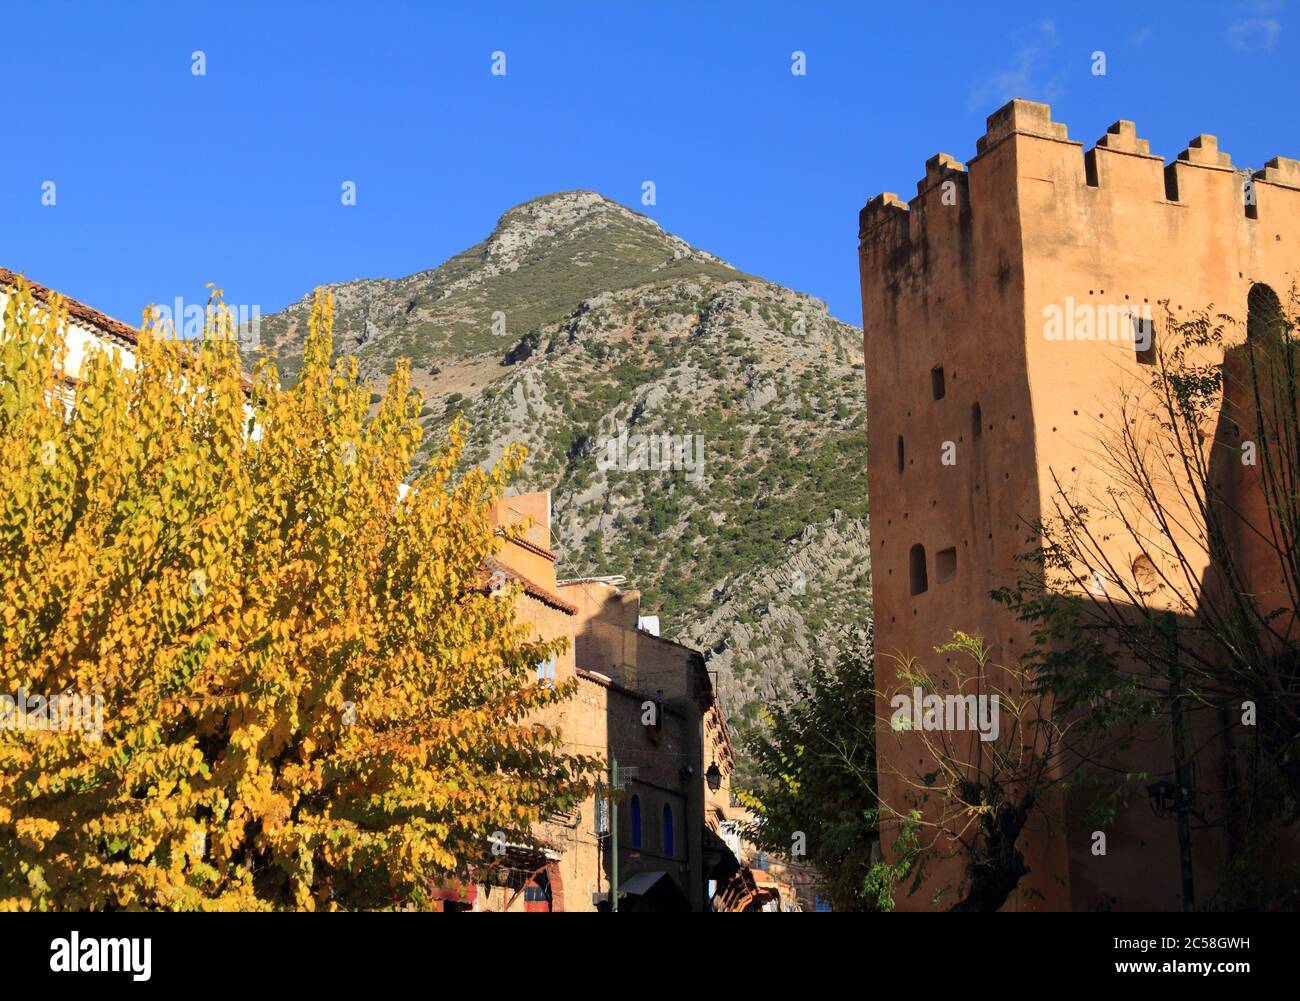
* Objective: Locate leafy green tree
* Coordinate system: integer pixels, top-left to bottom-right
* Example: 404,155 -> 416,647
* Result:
740,631 -> 885,910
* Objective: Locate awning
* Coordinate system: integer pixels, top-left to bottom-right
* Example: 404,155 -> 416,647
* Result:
619,871 -> 672,896
617,870 -> 691,913
703,825 -> 742,882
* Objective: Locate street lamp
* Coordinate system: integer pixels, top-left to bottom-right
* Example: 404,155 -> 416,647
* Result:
1145,763 -> 1196,911
1146,764 -> 1195,819
1145,778 -> 1179,817
706,762 -> 722,792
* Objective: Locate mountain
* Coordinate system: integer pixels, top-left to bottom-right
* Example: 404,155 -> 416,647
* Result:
258,191 -> 872,774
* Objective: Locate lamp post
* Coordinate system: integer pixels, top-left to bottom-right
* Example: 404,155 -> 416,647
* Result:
610,757 -> 618,914
607,760 -> 638,913
1145,766 -> 1195,911
1152,611 -> 1195,911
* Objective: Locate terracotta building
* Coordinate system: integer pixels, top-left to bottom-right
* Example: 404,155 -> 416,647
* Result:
858,100 -> 1300,910
477,494 -> 740,911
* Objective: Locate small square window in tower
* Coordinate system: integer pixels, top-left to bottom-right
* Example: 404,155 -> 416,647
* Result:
936,547 -> 957,582
931,366 -> 946,400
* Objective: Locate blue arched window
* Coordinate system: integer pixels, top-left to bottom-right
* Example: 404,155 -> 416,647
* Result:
629,795 -> 642,848
662,804 -> 675,857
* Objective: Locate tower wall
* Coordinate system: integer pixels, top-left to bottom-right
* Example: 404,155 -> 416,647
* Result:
858,99 -> 1300,910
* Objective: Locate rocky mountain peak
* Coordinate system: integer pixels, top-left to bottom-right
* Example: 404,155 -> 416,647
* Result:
483,190 -> 729,272
253,195 -> 870,767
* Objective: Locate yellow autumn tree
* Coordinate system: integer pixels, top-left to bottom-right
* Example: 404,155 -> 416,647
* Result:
0,282 -> 598,910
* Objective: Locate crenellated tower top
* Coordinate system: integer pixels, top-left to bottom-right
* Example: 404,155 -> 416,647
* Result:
860,98 -> 1300,244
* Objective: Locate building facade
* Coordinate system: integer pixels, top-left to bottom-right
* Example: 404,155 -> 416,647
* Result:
480,495 -> 730,912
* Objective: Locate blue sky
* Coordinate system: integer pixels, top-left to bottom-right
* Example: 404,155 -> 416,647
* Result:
3,1 -> 1295,328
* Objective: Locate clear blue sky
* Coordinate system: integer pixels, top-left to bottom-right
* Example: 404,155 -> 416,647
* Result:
3,1 -> 1296,327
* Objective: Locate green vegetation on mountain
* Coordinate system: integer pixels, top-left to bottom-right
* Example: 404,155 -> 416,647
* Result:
259,191 -> 873,768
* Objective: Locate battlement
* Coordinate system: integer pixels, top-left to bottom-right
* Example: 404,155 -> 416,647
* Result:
858,191 -> 909,237
1094,119 -> 1155,157
1258,155 -> 1300,188
1179,133 -> 1233,169
917,152 -> 967,196
975,98 -> 1072,155
859,98 -> 1300,244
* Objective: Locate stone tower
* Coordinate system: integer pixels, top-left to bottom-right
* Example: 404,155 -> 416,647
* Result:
857,99 -> 1300,910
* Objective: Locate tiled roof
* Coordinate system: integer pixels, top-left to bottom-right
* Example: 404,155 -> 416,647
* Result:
495,528 -> 557,562
483,556 -> 577,615
1,267 -> 140,349
1,266 -> 254,393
